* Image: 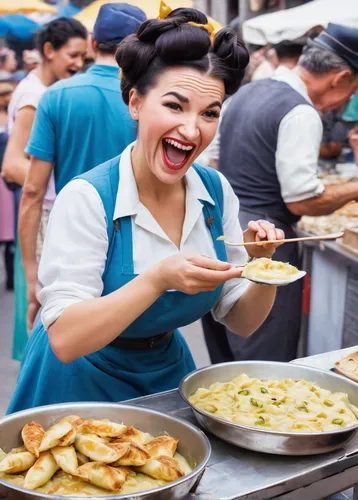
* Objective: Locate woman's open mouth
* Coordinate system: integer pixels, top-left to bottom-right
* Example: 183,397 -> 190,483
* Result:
162,137 -> 196,171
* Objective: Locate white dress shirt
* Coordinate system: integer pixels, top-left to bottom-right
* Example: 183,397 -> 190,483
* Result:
273,66 -> 324,203
199,66 -> 324,203
38,143 -> 249,330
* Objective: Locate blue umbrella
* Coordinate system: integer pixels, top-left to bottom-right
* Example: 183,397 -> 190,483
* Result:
0,14 -> 39,40
57,1 -> 81,17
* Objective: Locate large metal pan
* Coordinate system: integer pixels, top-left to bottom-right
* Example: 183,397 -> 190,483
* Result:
179,361 -> 358,456
0,402 -> 211,499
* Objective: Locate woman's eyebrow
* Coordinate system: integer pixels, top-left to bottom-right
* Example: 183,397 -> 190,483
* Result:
207,101 -> 222,109
162,91 -> 189,103
162,92 -> 222,109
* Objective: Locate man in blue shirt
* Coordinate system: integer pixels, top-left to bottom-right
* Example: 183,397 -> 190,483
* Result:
20,3 -> 145,331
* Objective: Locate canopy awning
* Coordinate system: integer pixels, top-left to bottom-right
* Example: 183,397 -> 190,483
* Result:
0,14 -> 39,39
0,0 -> 56,15
242,0 -> 358,45
75,0 -> 222,34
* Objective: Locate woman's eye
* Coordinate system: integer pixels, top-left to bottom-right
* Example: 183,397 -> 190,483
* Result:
164,102 -> 182,111
203,110 -> 220,119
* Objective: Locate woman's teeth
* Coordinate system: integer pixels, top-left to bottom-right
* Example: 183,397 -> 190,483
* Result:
164,138 -> 194,151
162,138 -> 195,169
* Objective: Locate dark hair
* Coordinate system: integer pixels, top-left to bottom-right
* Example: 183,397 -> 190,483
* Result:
274,40 -> 305,61
36,17 -> 87,56
116,8 -> 249,105
97,41 -> 118,56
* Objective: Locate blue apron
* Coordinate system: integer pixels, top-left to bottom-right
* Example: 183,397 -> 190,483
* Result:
7,157 -> 227,414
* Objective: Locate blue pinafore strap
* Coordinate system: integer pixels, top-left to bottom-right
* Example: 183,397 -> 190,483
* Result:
192,164 -> 227,263
77,158 -> 228,277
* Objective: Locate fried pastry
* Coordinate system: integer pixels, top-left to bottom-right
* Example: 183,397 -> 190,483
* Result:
117,426 -> 153,445
0,449 -> 36,473
62,415 -> 81,425
76,419 -> 127,438
335,352 -> 358,382
74,434 -> 120,463
76,451 -> 90,466
24,451 -> 59,490
0,416 -> 192,495
39,417 -> 77,452
136,456 -> 184,481
21,421 -> 45,458
145,436 -> 178,458
76,462 -> 128,491
111,442 -> 151,466
51,446 -> 78,475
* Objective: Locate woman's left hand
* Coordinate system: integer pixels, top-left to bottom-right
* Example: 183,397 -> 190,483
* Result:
243,220 -> 284,259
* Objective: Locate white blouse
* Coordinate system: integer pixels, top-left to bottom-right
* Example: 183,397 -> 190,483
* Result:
38,143 -> 249,330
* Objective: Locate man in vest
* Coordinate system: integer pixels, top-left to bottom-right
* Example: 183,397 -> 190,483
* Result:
202,24 -> 358,363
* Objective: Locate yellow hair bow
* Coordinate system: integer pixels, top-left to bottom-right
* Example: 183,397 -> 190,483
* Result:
158,1 -> 215,42
158,0 -> 172,19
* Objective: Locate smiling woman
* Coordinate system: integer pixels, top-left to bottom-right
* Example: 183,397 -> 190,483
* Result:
115,10 -> 248,187
7,6 -> 285,414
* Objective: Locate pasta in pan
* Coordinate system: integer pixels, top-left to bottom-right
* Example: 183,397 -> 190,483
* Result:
189,374 -> 358,432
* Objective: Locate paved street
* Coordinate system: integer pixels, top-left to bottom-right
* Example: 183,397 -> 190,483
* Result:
0,247 -> 19,416
0,247 -> 210,416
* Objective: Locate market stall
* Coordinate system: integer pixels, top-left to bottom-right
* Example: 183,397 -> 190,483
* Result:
242,0 -> 358,45
296,166 -> 358,358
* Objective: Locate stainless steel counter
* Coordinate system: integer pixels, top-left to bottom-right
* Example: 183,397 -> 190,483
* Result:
1,350 -> 358,499
126,349 -> 358,500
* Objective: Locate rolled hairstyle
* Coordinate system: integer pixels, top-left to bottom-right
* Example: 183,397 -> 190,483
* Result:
116,7 -> 249,105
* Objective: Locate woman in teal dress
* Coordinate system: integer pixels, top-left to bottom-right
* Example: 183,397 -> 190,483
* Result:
8,5 -> 284,413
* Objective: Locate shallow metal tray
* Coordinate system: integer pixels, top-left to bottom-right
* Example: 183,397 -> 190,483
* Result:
0,402 -> 211,499
179,361 -> 358,456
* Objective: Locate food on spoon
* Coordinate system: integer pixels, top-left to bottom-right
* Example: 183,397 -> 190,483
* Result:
24,451 -> 59,490
74,434 -> 120,463
76,462 -> 129,491
242,257 -> 299,281
0,449 -> 36,473
21,422 -> 45,458
0,416 -> 191,496
136,456 -> 184,481
189,373 -> 358,432
51,446 -> 78,475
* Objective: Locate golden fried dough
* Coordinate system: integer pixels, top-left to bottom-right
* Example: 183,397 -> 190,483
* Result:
21,421 -> 45,458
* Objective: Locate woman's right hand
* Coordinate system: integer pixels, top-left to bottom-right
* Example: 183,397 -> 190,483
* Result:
153,253 -> 244,295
